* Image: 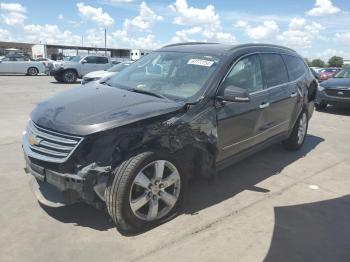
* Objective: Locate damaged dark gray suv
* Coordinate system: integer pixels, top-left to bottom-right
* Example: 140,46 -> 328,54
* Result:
22,43 -> 317,233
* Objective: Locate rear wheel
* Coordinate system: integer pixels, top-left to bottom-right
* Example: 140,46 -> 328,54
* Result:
27,67 -> 39,76
62,70 -> 77,83
283,110 -> 308,151
105,151 -> 185,234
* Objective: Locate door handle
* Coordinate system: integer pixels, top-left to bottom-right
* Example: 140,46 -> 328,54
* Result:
290,92 -> 297,98
259,102 -> 270,109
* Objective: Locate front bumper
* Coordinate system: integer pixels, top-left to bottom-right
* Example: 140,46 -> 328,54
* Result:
50,67 -> 64,76
24,154 -> 84,205
316,88 -> 350,106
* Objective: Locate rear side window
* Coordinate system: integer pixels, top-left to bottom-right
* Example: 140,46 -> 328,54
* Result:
96,57 -> 108,64
260,54 -> 289,87
85,56 -> 97,63
283,55 -> 307,81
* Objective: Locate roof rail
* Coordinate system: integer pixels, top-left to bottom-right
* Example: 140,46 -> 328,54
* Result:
232,43 -> 296,53
162,42 -> 219,48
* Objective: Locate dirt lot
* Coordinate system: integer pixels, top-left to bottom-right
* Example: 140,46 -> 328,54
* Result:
1,75 -> 350,262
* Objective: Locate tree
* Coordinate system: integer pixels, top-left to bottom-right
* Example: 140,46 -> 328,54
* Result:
304,58 -> 311,67
311,59 -> 326,68
328,56 -> 343,67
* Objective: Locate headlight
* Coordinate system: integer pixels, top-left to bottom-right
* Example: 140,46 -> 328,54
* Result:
318,85 -> 325,92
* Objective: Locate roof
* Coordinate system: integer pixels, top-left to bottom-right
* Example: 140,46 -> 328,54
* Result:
159,42 -> 297,56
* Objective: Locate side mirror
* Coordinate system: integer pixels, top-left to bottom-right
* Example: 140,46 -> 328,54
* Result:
81,59 -> 87,64
217,85 -> 250,102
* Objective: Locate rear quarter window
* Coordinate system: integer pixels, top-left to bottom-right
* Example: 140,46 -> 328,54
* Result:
260,54 -> 289,87
283,55 -> 307,81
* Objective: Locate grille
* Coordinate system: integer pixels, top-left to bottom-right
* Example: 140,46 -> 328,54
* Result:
325,89 -> 350,98
26,121 -> 83,162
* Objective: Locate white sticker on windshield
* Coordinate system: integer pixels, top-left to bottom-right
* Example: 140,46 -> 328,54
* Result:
187,59 -> 214,67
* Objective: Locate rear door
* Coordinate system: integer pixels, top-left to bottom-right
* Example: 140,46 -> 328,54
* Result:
216,54 -> 270,162
12,57 -> 29,73
0,57 -> 12,73
260,53 -> 292,138
81,56 -> 98,75
96,57 -> 110,70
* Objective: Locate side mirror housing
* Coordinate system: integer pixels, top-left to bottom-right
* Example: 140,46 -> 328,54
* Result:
81,59 -> 87,64
217,85 -> 250,102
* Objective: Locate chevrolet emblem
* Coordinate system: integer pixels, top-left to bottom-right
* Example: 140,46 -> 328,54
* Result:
28,132 -> 41,146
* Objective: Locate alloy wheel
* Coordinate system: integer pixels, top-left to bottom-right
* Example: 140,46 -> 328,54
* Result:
129,160 -> 181,221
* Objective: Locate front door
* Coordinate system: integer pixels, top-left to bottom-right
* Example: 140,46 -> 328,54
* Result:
216,54 -> 270,162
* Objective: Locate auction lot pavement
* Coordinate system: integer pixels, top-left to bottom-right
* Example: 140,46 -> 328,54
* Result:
1,75 -> 350,262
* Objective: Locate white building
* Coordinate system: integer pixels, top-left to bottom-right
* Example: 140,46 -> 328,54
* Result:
130,49 -> 151,60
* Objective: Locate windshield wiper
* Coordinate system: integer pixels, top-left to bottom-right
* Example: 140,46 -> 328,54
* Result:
128,88 -> 169,100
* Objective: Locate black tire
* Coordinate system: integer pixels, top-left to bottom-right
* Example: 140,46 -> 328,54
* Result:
283,110 -> 309,151
105,151 -> 186,234
62,70 -> 77,83
27,67 -> 39,76
315,102 -> 327,111
54,76 -> 63,82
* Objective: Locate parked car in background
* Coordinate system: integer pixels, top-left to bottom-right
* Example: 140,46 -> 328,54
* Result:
50,55 -> 113,83
316,68 -> 350,110
310,67 -> 323,74
319,68 -> 341,82
23,43 -> 317,233
0,56 -> 46,75
81,61 -> 133,85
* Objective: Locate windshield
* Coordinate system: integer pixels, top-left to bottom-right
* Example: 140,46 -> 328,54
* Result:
334,69 -> 350,78
64,56 -> 81,62
107,63 -> 131,73
105,51 -> 221,101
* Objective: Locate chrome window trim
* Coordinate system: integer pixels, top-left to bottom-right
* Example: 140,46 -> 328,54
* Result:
217,51 -> 308,96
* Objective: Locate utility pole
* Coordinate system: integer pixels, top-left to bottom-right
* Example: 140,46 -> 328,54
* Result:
104,28 -> 107,56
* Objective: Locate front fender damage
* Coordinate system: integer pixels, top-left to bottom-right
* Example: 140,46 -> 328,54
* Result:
74,105 -> 219,204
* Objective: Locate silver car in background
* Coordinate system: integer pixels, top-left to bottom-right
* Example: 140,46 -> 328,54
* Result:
81,60 -> 134,85
0,56 -> 46,75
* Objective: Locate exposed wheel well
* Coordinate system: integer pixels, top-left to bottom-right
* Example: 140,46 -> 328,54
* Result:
308,80 -> 317,102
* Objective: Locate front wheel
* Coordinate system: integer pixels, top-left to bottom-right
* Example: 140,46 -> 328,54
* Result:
105,151 -> 185,234
283,110 -> 308,151
62,70 -> 77,83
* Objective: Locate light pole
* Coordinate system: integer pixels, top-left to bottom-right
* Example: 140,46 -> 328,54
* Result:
104,28 -> 107,56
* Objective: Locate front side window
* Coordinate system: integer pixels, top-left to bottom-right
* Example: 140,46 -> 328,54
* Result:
221,54 -> 263,93
260,54 -> 289,87
283,55 -> 307,81
106,51 -> 221,101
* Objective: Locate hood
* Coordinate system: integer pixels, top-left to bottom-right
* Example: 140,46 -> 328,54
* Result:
84,70 -> 114,79
320,78 -> 350,89
31,83 -> 184,136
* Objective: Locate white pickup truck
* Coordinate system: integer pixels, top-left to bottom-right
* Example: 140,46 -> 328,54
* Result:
0,56 -> 46,75
50,55 -> 113,83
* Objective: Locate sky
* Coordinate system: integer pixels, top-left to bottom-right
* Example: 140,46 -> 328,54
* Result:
0,0 -> 349,60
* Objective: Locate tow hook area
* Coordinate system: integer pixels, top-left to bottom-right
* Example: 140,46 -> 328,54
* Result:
29,177 -> 80,207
